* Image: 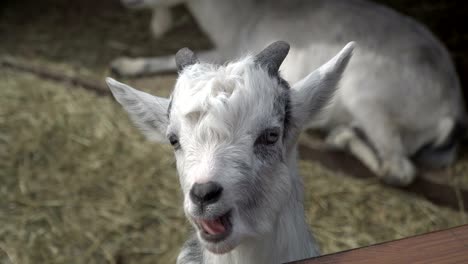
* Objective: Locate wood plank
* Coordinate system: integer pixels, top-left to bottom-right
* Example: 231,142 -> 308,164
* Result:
289,225 -> 468,264
298,144 -> 468,211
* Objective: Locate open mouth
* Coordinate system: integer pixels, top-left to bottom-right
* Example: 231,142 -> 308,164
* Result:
194,211 -> 232,243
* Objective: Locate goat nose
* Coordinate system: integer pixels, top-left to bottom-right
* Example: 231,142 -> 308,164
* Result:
190,181 -> 223,206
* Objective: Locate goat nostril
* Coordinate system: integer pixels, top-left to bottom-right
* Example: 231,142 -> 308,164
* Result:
190,181 -> 223,205
204,185 -> 223,202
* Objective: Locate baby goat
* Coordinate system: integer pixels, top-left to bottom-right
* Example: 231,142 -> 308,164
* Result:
107,41 -> 354,264
112,0 -> 467,186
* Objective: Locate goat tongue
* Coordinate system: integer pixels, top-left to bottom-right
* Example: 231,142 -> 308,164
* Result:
200,218 -> 226,235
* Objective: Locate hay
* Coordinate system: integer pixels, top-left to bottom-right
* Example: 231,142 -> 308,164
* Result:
301,162 -> 467,252
1,0 -> 468,262
0,70 -> 187,264
1,69 -> 466,263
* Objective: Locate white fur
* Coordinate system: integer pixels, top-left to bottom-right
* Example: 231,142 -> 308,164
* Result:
106,42 -> 354,263
150,7 -> 173,38
112,0 -> 466,186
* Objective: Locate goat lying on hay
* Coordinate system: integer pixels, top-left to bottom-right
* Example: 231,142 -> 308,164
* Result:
112,0 -> 467,186
106,41 -> 354,264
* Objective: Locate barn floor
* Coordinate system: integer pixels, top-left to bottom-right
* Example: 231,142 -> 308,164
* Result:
1,0 -> 468,263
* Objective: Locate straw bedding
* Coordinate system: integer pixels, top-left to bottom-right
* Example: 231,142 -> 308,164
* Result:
0,70 -> 466,263
1,0 -> 468,263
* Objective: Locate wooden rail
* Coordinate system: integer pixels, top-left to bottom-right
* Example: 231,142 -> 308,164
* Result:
289,224 -> 468,264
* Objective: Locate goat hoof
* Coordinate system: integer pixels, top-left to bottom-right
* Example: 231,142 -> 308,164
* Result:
379,156 -> 416,186
110,57 -> 145,77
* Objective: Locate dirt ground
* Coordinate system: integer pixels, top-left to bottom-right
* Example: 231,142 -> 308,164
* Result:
1,0 -> 468,263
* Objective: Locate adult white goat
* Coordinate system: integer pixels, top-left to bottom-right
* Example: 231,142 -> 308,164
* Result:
111,0 -> 466,186
107,41 -> 354,264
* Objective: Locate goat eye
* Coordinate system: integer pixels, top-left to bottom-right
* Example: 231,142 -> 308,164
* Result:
168,134 -> 181,150
255,127 -> 280,145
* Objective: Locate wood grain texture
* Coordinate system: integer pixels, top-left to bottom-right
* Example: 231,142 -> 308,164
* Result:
289,225 -> 468,264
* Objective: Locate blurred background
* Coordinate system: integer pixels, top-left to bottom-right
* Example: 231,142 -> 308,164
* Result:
1,0 -> 468,263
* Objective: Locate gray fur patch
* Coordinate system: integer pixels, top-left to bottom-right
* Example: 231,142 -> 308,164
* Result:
234,161 -> 264,215
167,96 -> 173,120
254,147 -> 283,168
283,94 -> 292,139
272,83 -> 292,139
177,234 -> 203,264
412,121 -> 464,168
412,44 -> 442,69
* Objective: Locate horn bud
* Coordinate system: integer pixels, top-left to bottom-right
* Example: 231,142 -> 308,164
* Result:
175,47 -> 199,71
254,41 -> 290,75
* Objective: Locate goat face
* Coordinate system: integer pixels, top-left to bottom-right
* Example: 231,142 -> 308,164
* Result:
169,49 -> 294,254
106,41 -> 354,254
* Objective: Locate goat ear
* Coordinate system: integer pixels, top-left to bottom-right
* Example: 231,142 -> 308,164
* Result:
290,42 -> 355,126
255,41 -> 290,75
175,47 -> 199,72
106,78 -> 170,143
